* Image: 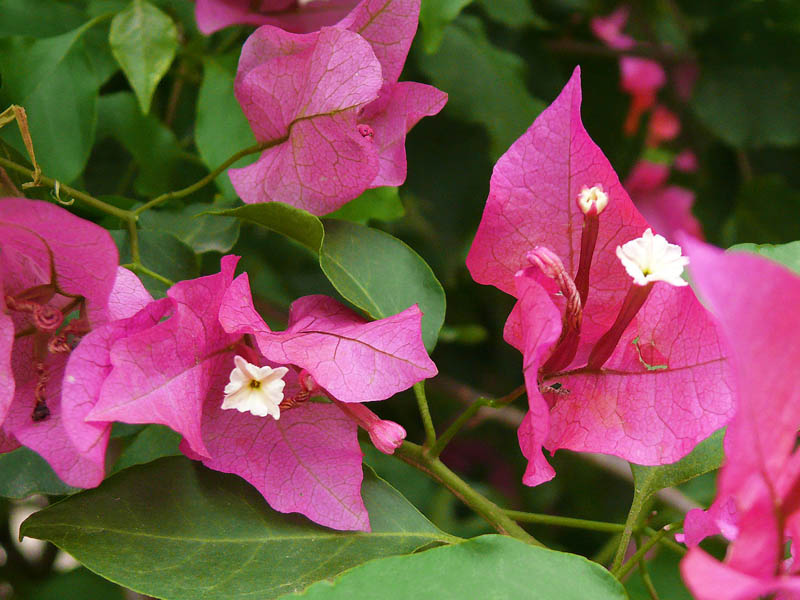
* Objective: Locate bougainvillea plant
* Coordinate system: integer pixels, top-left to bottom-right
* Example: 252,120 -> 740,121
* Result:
0,1 -> 796,599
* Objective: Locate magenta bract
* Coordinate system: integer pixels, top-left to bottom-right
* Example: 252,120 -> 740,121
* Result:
195,0 -> 358,35
86,255 -> 436,530
680,241 -> 800,599
0,198 -> 139,488
466,69 -> 734,486
229,0 -> 447,215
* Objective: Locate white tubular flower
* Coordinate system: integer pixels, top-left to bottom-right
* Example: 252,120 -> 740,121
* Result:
577,185 -> 609,216
222,356 -> 289,420
616,228 -> 689,287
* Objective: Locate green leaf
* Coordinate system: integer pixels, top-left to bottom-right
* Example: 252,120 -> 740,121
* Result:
111,425 -> 181,474
416,15 -> 544,158
475,0 -> 547,29
723,175 -> 800,245
729,240 -> 800,275
319,220 -> 446,351
293,535 -> 627,599
0,447 -> 78,499
97,92 -> 182,196
27,567 -> 126,600
195,54 -> 258,198
21,457 -> 450,600
109,0 -> 178,114
214,202 -> 324,253
419,0 -> 473,53
325,187 -> 405,224
0,18 -> 110,182
631,428 -> 725,506
140,197 -> 240,254
0,0 -> 87,38
111,229 -> 198,296
693,66 -> 800,148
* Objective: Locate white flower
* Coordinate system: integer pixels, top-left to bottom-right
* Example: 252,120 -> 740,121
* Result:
577,185 -> 609,215
616,228 -> 689,287
222,356 -> 289,420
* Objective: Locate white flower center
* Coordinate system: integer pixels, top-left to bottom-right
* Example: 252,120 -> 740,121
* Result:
577,185 -> 609,215
222,355 -> 289,420
616,228 -> 689,287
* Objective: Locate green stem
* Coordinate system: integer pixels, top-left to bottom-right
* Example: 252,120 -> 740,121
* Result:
611,484 -> 653,572
429,384 -> 525,459
395,441 -> 542,546
0,156 -> 131,221
502,511 -> 626,533
644,527 -> 686,556
134,141 -> 269,215
123,263 -> 175,287
614,522 -> 681,579
127,218 -> 140,264
429,398 -> 488,458
413,382 -> 436,449
635,532 -> 661,600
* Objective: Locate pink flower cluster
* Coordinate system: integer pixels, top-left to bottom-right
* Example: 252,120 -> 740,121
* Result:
592,6 -> 703,243
466,68 -> 734,486
224,0 -> 447,215
1,199 -> 436,531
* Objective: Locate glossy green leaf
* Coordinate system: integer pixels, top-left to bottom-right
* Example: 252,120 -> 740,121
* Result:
213,202 -> 324,252
196,55 -> 258,198
419,0 -> 473,53
111,229 -> 198,296
325,187 -> 404,224
293,535 -> 627,599
111,425 -> 181,474
97,92 -> 182,196
416,15 -> 544,158
0,447 -> 78,499
631,428 -> 725,506
0,18 -> 110,181
21,457 -> 450,600
27,567 -> 126,600
319,220 -> 446,351
140,197 -> 240,254
729,241 -> 800,275
109,0 -> 178,114
0,0 -> 87,37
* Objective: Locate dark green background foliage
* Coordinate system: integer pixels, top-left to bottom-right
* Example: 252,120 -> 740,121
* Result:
0,0 -> 797,598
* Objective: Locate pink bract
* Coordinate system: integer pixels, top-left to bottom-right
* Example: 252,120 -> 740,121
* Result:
229,0 -> 447,215
0,198 -> 145,488
589,6 -> 634,50
466,68 -> 734,486
195,0 -> 359,35
86,255 -> 436,530
680,241 -> 800,599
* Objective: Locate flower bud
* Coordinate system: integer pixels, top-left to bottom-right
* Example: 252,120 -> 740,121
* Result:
576,185 -> 608,216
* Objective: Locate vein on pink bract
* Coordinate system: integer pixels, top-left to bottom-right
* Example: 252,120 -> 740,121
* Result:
465,68 -> 734,486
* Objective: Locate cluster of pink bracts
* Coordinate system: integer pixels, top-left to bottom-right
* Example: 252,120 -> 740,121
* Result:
2,1 -> 799,597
